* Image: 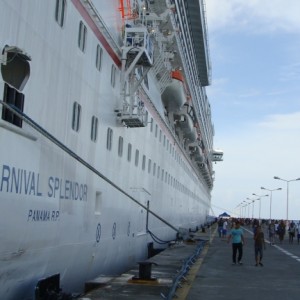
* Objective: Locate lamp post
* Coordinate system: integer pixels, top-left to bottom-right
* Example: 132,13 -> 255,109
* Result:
247,197 -> 259,219
241,200 -> 247,218
252,193 -> 268,221
274,176 -> 300,221
261,187 -> 282,220
244,200 -> 251,218
242,204 -> 248,218
247,201 -> 251,218
234,204 -> 240,217
236,202 -> 244,218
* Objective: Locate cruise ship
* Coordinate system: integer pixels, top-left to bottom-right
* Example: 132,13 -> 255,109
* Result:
0,0 -> 223,299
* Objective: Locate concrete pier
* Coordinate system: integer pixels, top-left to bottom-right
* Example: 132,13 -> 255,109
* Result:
82,224 -> 300,299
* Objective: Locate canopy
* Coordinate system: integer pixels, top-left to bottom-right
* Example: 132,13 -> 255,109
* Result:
219,212 -> 230,218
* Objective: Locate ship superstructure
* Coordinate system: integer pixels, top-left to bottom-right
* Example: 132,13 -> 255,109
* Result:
0,0 -> 222,299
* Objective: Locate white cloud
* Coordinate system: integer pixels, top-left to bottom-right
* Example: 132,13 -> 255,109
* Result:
258,112 -> 300,130
206,1 -> 300,221
206,0 -> 300,34
212,111 -> 300,220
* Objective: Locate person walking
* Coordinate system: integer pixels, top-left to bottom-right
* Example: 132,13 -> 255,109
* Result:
254,225 -> 266,266
288,221 -> 296,244
222,219 -> 228,238
227,221 -> 245,265
274,220 -> 279,242
218,218 -> 224,238
277,220 -> 286,244
296,221 -> 300,244
268,220 -> 276,245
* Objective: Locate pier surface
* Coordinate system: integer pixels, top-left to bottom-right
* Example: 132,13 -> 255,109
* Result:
83,224 -> 300,300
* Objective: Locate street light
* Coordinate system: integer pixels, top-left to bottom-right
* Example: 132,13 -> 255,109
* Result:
252,193 -> 268,221
274,176 -> 300,221
235,202 -> 244,218
261,187 -> 282,220
238,200 -> 247,218
246,201 -> 251,218
242,200 -> 248,218
244,200 -> 252,218
242,203 -> 248,218
247,197 -> 260,219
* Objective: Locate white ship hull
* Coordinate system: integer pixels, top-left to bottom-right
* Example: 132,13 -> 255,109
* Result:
0,0 -> 220,299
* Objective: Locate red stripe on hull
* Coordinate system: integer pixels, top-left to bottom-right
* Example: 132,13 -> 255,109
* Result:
72,0 -> 121,67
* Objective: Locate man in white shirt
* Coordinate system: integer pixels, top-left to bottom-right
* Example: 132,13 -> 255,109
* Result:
222,220 -> 228,238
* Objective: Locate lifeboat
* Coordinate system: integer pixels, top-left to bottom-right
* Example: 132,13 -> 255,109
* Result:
199,162 -> 210,178
175,111 -> 197,143
190,145 -> 204,163
162,70 -> 186,112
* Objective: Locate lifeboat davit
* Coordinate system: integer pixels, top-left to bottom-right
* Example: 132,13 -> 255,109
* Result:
162,70 -> 186,112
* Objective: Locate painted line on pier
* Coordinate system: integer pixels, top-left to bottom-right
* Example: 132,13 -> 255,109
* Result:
175,226 -> 217,300
243,227 -> 300,263
273,245 -> 300,263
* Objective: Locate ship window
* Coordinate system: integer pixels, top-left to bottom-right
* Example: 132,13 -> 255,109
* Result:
167,140 -> 169,151
72,102 -> 81,132
150,118 -> 153,132
127,143 -> 132,162
142,155 -> 146,170
118,136 -> 123,157
111,65 -> 116,87
135,149 -> 139,166
55,0 -> 66,27
91,116 -> 98,142
106,128 -> 113,150
1,83 -> 24,128
96,44 -> 103,71
153,163 -> 156,176
95,191 -> 102,215
163,135 -> 166,146
78,21 -> 87,52
148,159 -> 151,174
155,124 -> 158,137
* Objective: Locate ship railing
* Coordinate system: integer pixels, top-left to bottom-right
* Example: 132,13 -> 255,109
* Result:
80,0 -> 122,56
165,0 -> 214,159
201,0 -> 212,84
136,87 -> 211,191
0,99 -> 180,233
143,12 -> 173,93
123,27 -> 154,66
161,240 -> 208,300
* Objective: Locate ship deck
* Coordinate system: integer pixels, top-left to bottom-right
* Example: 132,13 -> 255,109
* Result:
83,223 -> 300,300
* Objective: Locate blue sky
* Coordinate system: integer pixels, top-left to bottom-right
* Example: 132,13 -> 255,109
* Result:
205,0 -> 300,220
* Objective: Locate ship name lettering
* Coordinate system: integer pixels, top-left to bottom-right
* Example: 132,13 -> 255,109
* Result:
0,164 -> 42,196
48,176 -> 87,201
27,209 -> 59,221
